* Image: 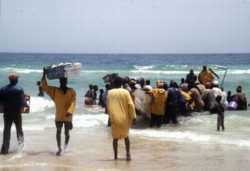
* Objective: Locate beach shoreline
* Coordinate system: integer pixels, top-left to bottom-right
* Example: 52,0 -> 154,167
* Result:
0,54 -> 250,171
0,127 -> 250,171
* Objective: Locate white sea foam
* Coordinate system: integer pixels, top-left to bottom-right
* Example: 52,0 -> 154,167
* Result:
80,70 -> 109,73
1,67 -> 42,74
130,70 -> 188,75
1,66 -> 250,75
133,65 -> 155,70
46,114 -> 108,128
1,110 -> 250,148
131,129 -> 250,148
0,114 -> 108,131
78,69 -> 250,75
163,64 -> 189,69
130,69 -> 250,75
229,69 -> 250,74
73,114 -> 108,128
131,130 -> 211,142
30,97 -> 54,113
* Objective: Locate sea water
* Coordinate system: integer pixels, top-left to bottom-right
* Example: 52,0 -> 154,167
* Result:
0,53 -> 250,149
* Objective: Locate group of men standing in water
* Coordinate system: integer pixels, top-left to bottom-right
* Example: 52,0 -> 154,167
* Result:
89,65 -> 247,129
0,65 -> 248,161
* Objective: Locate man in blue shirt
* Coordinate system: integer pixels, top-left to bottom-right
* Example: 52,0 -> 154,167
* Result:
0,72 -> 25,154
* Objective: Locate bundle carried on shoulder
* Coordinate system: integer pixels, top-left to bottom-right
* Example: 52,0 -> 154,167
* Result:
44,62 -> 82,80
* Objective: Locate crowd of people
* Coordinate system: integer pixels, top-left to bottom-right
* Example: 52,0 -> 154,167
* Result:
85,65 -> 248,129
0,65 -> 248,160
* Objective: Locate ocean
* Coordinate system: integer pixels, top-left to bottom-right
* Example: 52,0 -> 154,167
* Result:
0,53 -> 250,170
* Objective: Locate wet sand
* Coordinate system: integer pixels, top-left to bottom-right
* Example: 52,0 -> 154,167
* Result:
0,127 -> 250,171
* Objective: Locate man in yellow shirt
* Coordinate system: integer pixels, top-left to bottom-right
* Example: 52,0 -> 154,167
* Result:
41,70 -> 76,156
198,65 -> 219,87
150,81 -> 167,127
107,76 -> 136,161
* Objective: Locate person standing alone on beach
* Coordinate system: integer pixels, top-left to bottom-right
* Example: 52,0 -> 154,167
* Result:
214,96 -> 225,131
0,72 -> 26,154
107,76 -> 136,161
41,69 -> 76,156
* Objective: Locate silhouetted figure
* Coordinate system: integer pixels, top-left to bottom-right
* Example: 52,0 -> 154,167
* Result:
0,73 -> 26,154
214,96 -> 225,131
165,81 -> 181,124
186,69 -> 197,89
233,86 -> 247,110
98,89 -> 104,107
37,81 -> 44,97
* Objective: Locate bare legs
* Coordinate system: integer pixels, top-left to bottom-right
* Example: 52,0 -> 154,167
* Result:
125,137 -> 131,161
56,121 -> 71,156
56,123 -> 62,156
113,139 -> 118,160
113,137 -> 131,161
217,115 -> 225,131
1,114 -> 23,155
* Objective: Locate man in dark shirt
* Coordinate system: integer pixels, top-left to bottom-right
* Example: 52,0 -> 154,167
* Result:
165,81 -> 183,124
186,69 -> 197,89
234,86 -> 247,110
0,72 -> 25,154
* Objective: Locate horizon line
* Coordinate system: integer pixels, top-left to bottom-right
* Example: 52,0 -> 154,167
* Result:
0,52 -> 250,55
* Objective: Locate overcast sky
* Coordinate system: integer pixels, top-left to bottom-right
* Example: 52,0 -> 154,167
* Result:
0,0 -> 250,53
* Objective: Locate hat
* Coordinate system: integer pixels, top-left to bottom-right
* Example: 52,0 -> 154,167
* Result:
8,71 -> 18,80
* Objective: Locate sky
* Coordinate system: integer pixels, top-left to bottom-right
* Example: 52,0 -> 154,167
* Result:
0,0 -> 250,53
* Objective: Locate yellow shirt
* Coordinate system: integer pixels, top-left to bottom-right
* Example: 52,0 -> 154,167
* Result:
180,90 -> 192,102
198,70 -> 214,85
41,78 -> 76,122
150,88 -> 167,116
107,88 -> 136,139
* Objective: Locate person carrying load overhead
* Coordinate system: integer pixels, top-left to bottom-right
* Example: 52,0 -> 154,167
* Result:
41,68 -> 76,156
198,65 -> 220,88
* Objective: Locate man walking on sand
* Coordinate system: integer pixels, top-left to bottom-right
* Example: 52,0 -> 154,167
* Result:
107,76 -> 136,161
41,69 -> 76,156
0,72 -> 26,154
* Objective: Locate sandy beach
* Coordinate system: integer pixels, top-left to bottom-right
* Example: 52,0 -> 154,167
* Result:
0,126 -> 250,171
0,54 -> 250,171
1,0 -> 250,168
